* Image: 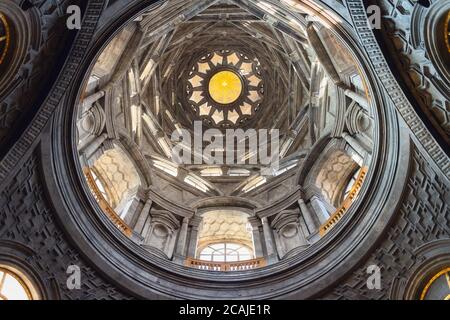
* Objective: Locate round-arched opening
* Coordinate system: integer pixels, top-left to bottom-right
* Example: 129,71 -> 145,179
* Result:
424,2 -> 450,86
208,70 -> 243,105
199,243 -> 254,263
0,265 -> 40,300
420,267 -> 450,300
186,49 -> 264,127
0,1 -> 31,98
0,13 -> 11,67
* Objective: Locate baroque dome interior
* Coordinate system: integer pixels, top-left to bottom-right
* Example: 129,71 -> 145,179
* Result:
76,0 -> 375,272
0,0 -> 449,301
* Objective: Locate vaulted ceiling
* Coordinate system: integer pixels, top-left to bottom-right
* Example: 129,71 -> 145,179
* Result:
83,0 -> 363,197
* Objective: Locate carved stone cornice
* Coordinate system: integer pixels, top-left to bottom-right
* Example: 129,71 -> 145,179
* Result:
190,196 -> 261,210
346,0 -> 450,179
147,186 -> 195,218
2,0 -> 440,301
255,186 -> 301,218
0,0 -> 107,183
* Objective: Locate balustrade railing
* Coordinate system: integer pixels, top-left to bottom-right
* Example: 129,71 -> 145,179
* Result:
83,167 -> 133,237
319,166 -> 368,236
185,257 -> 266,271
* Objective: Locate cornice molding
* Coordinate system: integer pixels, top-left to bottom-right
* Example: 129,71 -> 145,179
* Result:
0,0 -> 107,182
346,0 -> 450,180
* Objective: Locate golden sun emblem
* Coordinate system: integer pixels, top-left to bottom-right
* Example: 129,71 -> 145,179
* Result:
0,13 -> 10,66
208,70 -> 243,105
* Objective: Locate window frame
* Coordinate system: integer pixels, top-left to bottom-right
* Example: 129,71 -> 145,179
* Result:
0,267 -> 35,300
198,242 -> 254,262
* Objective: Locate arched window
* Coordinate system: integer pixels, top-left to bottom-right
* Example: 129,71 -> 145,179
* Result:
445,10 -> 450,54
342,168 -> 361,201
90,168 -> 109,203
0,267 -> 36,300
199,243 -> 254,262
0,13 -> 11,67
420,267 -> 450,300
196,210 -> 256,261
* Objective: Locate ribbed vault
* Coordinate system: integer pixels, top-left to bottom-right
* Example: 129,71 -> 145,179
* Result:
70,0 -> 387,299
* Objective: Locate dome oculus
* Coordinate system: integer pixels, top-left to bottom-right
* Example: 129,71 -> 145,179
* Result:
186,50 -> 264,127
208,70 -> 243,105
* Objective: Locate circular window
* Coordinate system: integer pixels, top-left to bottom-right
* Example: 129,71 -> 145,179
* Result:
0,267 -> 39,300
186,50 -> 264,127
436,10 -> 450,67
445,11 -> 450,54
0,3 -> 31,97
420,267 -> 450,300
208,70 -> 243,105
0,13 -> 11,66
424,4 -> 450,85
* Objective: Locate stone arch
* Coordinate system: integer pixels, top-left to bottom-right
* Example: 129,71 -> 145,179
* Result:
196,209 -> 254,259
314,149 -> 360,207
302,138 -> 360,208
92,143 -> 141,210
0,0 -> 33,98
44,0 -> 408,299
391,239 -> 450,300
0,240 -> 51,300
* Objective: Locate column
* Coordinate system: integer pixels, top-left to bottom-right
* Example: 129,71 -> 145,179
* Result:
132,59 -> 143,146
186,216 -> 202,258
298,198 -> 316,234
104,85 -> 119,140
297,217 -> 310,245
248,216 -> 264,258
133,199 -> 152,235
174,217 -> 189,258
296,221 -> 308,247
306,23 -> 342,86
123,196 -> 142,226
261,217 -> 275,258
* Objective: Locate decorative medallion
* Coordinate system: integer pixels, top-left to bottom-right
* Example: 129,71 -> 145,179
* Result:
186,50 -> 264,127
208,70 -> 243,104
0,13 -> 10,66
